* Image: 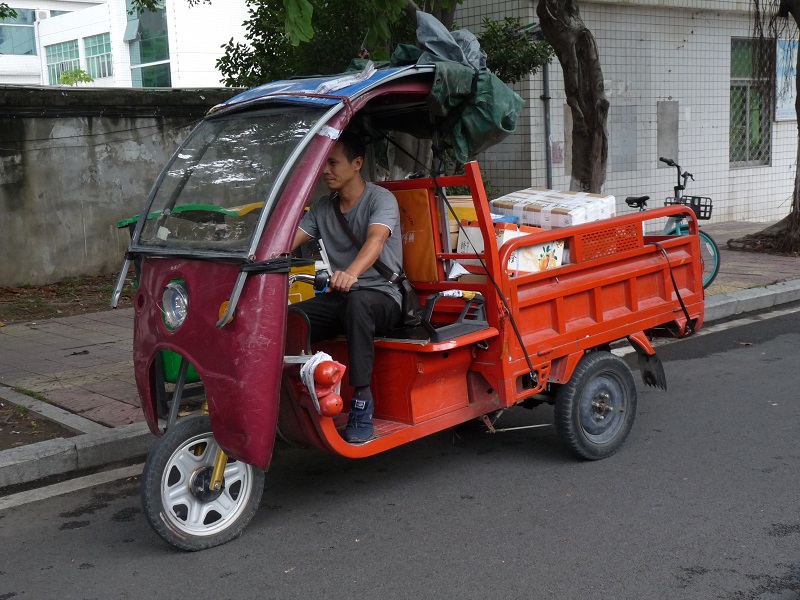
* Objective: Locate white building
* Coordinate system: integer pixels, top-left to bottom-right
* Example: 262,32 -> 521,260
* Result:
0,0 -> 247,87
460,0 -> 796,224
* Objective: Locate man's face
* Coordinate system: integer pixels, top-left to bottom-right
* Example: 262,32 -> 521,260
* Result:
322,142 -> 362,191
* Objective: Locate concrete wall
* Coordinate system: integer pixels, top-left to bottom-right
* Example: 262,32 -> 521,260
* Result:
0,85 -> 239,285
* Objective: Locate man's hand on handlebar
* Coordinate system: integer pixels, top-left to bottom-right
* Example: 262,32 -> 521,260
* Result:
329,270 -> 359,293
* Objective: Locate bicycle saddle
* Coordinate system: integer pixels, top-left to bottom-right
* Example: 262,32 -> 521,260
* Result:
625,195 -> 650,209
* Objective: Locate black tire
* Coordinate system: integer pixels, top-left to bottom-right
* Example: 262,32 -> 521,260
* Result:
554,351 -> 637,460
140,416 -> 265,551
699,231 -> 721,288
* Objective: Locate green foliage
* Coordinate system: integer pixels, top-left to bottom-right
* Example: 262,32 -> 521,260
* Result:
59,69 -> 94,86
0,4 -> 16,20
216,0 -> 412,87
479,17 -> 554,84
285,0 -> 314,45
217,0 -> 549,89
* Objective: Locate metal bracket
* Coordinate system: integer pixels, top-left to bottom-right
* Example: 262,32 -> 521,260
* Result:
481,413 -> 497,433
111,258 -> 132,308
164,357 -> 190,431
284,354 -> 312,365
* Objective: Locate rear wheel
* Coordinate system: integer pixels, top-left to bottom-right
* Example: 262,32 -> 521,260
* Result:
554,351 -> 637,460
141,416 -> 265,551
699,230 -> 720,288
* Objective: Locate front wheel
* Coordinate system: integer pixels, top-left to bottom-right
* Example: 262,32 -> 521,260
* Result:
141,416 -> 265,551
699,230 -> 721,289
554,351 -> 637,460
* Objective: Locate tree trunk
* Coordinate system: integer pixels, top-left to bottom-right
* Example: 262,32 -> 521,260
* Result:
783,0 -> 800,235
536,0 -> 609,193
430,0 -> 456,30
731,0 -> 800,253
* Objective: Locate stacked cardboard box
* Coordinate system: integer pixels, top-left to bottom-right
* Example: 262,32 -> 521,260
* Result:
490,188 -> 616,229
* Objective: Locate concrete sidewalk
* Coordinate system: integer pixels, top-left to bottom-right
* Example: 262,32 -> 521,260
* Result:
2,220 -> 800,489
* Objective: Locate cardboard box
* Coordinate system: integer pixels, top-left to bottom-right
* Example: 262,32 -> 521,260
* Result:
455,222 -> 564,273
445,195 -> 477,220
490,188 -> 616,229
445,196 -> 477,250
509,238 -> 564,273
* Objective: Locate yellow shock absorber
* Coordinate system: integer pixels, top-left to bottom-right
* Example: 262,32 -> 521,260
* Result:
198,401 -> 227,490
209,447 -> 228,492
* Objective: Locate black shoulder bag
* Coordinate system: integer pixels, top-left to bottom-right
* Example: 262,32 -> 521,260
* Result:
332,194 -> 422,327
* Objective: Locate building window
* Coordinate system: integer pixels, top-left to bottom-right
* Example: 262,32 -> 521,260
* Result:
85,33 -> 112,79
131,63 -> 171,87
127,2 -> 171,87
730,38 -> 772,167
45,40 -> 80,85
0,8 -> 36,56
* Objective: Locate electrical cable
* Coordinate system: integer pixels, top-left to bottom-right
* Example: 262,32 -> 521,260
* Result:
0,117 -> 200,152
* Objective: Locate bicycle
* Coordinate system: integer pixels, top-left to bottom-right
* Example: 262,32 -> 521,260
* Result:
625,157 -> 721,289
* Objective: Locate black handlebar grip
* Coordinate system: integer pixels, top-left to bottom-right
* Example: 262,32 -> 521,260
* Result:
314,272 -> 331,291
659,157 -> 676,166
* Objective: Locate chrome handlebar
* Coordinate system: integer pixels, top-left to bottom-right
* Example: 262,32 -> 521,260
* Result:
289,271 -> 330,291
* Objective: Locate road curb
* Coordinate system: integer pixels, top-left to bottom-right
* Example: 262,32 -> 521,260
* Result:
2,280 -> 800,491
704,280 -> 800,322
0,420 -> 153,489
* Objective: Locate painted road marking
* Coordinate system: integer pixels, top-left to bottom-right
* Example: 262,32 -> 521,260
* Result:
0,464 -> 143,511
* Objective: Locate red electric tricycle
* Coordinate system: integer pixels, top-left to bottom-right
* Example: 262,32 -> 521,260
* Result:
113,64 -> 705,551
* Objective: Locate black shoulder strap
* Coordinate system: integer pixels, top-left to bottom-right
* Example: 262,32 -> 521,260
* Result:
331,192 -> 405,285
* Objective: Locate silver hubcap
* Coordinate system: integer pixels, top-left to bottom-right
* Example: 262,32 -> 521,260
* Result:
161,432 -> 254,537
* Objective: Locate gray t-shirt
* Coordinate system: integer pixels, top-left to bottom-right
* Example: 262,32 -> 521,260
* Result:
299,182 -> 402,307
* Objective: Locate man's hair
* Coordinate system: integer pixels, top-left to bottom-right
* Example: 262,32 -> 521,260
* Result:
337,130 -> 366,163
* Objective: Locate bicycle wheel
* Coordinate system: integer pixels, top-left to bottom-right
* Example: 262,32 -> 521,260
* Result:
699,230 -> 721,288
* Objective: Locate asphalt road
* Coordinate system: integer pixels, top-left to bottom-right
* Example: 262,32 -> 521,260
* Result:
1,309 -> 799,600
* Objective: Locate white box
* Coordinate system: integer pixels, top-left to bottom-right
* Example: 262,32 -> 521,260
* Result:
490,188 -> 616,229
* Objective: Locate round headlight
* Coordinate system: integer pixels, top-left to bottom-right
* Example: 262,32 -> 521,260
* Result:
162,280 -> 189,330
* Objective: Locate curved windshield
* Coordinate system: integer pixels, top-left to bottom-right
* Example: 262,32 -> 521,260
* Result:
137,106 -> 325,252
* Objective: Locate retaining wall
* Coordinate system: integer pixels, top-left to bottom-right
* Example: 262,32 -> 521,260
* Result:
0,85 -> 239,285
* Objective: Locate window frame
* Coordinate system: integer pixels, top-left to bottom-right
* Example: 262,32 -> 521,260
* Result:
130,60 -> 171,87
730,37 -> 773,169
45,39 -> 81,85
84,32 -> 113,79
0,8 -> 37,56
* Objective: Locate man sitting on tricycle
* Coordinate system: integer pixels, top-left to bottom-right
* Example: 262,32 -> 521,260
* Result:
291,131 -> 403,443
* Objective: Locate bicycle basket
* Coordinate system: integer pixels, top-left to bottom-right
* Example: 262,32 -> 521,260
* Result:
664,196 -> 713,220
